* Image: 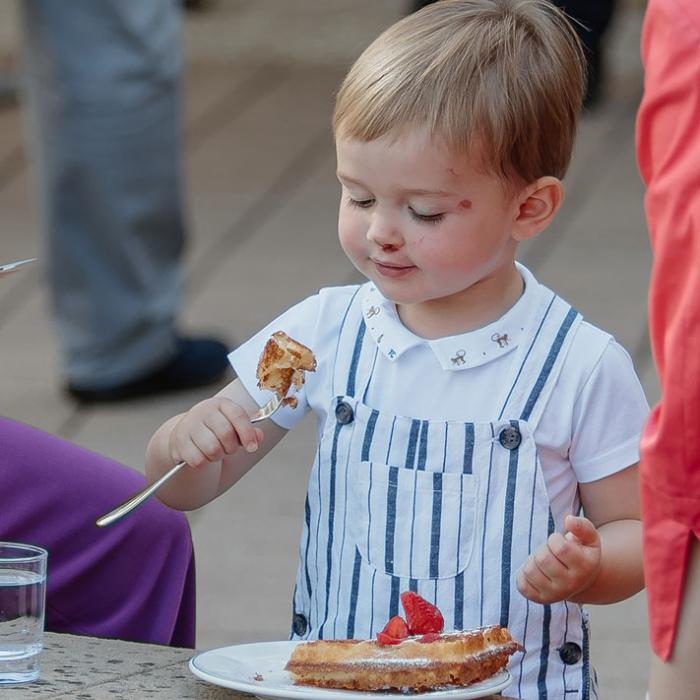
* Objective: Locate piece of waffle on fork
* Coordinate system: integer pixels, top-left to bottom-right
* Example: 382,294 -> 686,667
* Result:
256,331 -> 316,408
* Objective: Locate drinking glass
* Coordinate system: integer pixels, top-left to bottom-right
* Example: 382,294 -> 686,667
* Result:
0,543 -> 48,684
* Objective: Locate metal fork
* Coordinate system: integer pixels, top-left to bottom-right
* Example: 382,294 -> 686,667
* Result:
95,395 -> 283,528
0,258 -> 37,276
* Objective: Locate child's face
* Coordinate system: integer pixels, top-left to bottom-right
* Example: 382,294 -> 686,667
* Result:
336,129 -> 523,323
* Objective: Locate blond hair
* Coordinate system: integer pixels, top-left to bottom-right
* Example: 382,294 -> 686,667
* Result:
333,0 -> 586,186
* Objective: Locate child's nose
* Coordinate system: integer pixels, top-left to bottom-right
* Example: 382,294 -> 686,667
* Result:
366,215 -> 403,249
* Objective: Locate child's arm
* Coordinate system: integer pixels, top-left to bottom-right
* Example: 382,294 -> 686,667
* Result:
145,378 -> 288,511
517,463 -> 643,605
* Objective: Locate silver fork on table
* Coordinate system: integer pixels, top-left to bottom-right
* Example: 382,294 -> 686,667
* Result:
95,395 -> 283,528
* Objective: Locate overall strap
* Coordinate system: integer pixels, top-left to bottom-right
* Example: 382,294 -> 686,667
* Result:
330,284 -> 380,401
497,287 -> 582,427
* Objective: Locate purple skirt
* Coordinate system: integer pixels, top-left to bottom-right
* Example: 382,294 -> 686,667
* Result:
0,417 -> 195,647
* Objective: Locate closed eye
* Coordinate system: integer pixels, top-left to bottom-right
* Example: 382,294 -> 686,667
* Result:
410,208 -> 444,224
347,197 -> 375,209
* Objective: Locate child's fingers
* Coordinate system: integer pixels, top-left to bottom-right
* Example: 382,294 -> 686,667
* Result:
203,409 -> 244,455
168,398 -> 264,470
218,399 -> 262,453
518,538 -> 581,604
520,552 -> 554,592
564,514 -> 599,547
517,560 -> 559,604
516,569 -> 544,602
537,536 -> 570,578
518,520 -> 602,605
190,425 -> 229,465
175,435 -> 214,470
547,532 -> 597,588
546,531 -> 583,569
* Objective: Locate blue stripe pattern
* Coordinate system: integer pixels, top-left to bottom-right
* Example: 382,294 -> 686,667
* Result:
521,307 -> 578,420
463,424 -> 474,474
384,467 -> 399,575
406,419 -> 421,579
366,469 -> 373,573
538,604 -> 552,698
361,410 -> 378,462
417,420 -> 429,470
313,452 -> 322,627
330,286 -> 362,396
332,419 -> 358,638
562,603 -> 571,692
345,319 -> 366,397
336,315 -> 368,639
518,451 -> 540,697
319,421 -> 342,639
362,347 -> 379,402
537,511 -> 557,695
405,420 -> 420,468
582,615 -> 591,700
443,423 -> 449,469
390,576 -> 401,618
290,584 -> 297,639
499,293 -> 557,419
346,548 -> 362,638
369,571 -> 376,633
429,472 -> 442,578
454,571 -> 464,630
384,417 -> 397,463
303,495 -> 312,597
479,432 -> 497,627
499,419 -> 520,629
454,423 -> 473,586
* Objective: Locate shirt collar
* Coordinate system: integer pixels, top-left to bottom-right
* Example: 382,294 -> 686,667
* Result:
361,262 -> 539,370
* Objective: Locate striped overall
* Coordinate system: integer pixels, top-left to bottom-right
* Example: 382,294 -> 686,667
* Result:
290,282 -> 598,699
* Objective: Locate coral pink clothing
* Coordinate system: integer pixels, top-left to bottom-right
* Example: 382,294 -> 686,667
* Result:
636,0 -> 700,662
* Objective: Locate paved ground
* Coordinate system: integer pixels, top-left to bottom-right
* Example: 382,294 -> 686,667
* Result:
1,1 -> 652,697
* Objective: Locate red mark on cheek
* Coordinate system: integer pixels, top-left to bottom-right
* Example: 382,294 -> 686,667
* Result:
459,199 -> 472,209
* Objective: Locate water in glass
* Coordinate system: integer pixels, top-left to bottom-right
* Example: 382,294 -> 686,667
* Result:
0,549 -> 47,684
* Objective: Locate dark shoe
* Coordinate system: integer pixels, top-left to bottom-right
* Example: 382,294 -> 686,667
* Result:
66,336 -> 232,403
182,0 -> 210,11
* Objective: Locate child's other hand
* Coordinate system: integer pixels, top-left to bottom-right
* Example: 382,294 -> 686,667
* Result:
169,397 -> 264,469
516,514 -> 602,605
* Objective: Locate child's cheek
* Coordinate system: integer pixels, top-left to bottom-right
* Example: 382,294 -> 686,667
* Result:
411,235 -> 441,264
337,215 -> 364,260
338,209 -> 367,250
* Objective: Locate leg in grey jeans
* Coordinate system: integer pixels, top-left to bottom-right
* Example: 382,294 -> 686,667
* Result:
20,0 -> 185,390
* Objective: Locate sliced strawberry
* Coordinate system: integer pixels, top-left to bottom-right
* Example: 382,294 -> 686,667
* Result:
400,591 -> 444,635
417,632 -> 441,644
376,631 -> 403,646
381,615 -> 409,640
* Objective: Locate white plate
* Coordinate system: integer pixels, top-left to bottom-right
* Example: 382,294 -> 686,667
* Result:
189,640 -> 512,699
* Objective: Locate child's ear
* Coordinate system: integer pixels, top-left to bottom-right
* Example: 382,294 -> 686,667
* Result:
512,176 -> 564,241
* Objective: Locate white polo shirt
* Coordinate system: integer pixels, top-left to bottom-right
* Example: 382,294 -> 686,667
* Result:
229,264 -> 650,525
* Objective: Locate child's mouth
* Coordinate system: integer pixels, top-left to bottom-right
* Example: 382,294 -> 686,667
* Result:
371,259 -> 415,279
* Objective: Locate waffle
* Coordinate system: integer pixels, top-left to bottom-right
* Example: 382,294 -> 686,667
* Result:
256,331 -> 316,408
285,625 -> 522,692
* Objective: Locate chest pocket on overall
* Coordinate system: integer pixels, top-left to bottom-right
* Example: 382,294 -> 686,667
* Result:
350,460 -> 478,580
